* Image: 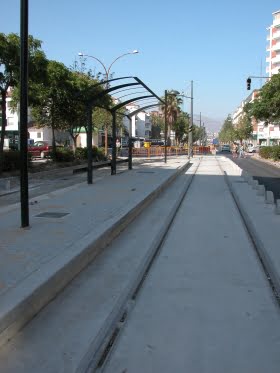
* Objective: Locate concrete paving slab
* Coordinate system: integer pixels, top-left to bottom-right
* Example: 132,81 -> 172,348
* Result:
103,157 -> 280,373
0,161 -> 198,373
0,157 -> 189,347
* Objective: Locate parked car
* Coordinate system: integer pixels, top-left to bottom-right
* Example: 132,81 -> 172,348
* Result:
247,144 -> 259,153
145,139 -> 165,146
28,141 -> 54,158
220,144 -> 231,153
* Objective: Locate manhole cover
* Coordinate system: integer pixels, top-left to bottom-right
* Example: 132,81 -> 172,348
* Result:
136,171 -> 155,174
35,212 -> 69,218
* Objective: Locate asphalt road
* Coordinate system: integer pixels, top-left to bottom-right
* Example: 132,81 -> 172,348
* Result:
228,154 -> 280,200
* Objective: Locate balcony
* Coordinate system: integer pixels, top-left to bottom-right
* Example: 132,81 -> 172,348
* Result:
272,29 -> 280,39
272,41 -> 280,51
271,54 -> 280,63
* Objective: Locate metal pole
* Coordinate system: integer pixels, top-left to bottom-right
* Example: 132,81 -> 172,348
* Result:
87,103 -> 93,184
188,80 -> 193,158
164,89 -> 167,163
20,0 -> 29,227
199,111 -> 201,146
128,117 -> 133,170
111,111 -> 117,175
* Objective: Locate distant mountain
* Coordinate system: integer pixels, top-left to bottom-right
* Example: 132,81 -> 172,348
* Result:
193,114 -> 223,133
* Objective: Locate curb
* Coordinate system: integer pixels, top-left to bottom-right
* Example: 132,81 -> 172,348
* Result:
221,158 -> 280,300
0,160 -> 190,348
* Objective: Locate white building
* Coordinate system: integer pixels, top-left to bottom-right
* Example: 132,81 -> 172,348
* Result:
266,10 -> 280,77
232,10 -> 280,146
123,103 -> 152,138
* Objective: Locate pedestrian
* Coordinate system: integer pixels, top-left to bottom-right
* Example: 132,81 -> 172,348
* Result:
238,144 -> 244,158
233,144 -> 238,158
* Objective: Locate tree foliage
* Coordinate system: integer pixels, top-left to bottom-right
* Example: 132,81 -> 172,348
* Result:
150,113 -> 164,138
0,32 -> 47,173
235,114 -> 253,142
173,112 -> 189,144
160,91 -> 182,142
218,115 -> 236,143
244,73 -> 280,124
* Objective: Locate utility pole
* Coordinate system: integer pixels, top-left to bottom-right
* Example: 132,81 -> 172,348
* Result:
199,111 -> 201,146
188,80 -> 193,158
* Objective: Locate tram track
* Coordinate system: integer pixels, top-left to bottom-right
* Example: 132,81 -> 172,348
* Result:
97,156 -> 280,373
86,158 -> 202,373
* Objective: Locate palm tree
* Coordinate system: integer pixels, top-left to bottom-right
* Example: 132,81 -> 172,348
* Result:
161,91 -> 182,144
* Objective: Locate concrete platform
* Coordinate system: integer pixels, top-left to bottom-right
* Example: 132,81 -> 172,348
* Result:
0,157 -> 189,348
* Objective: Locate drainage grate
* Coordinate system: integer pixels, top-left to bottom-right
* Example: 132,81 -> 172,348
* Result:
136,171 -> 155,174
35,212 -> 69,218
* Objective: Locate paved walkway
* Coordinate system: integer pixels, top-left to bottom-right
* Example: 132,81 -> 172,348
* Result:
104,157 -> 280,373
0,156 -> 189,347
0,156 -> 280,372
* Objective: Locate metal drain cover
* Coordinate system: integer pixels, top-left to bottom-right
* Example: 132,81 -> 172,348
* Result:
35,212 -> 69,218
136,171 -> 155,174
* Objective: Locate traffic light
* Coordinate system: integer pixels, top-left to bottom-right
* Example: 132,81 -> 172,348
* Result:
247,77 -> 251,90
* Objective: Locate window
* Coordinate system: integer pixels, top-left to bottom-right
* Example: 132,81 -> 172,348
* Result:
7,118 -> 14,126
37,132 -> 42,138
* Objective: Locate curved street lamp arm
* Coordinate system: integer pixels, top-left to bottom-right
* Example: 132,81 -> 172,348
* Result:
107,52 -> 136,76
81,54 -> 108,77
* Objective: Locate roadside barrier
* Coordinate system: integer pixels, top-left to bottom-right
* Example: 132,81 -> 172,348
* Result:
132,146 -> 211,158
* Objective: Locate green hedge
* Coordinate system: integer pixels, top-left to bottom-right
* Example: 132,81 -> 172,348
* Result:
1,150 -> 31,171
51,148 -> 75,162
51,146 -> 107,163
75,146 -> 107,162
259,145 -> 280,161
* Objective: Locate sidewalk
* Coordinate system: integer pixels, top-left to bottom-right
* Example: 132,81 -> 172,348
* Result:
0,156 -> 189,347
0,156 -> 280,372
103,156 -> 280,373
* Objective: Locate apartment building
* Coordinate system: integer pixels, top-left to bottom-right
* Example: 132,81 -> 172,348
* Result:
232,10 -> 280,146
266,10 -> 280,77
123,103 -> 152,138
232,90 -> 259,145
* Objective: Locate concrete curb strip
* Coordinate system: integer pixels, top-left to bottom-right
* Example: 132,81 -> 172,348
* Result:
257,184 -> 265,196
0,161 -> 189,348
275,200 -> 280,215
266,190 -> 275,204
222,162 -> 280,299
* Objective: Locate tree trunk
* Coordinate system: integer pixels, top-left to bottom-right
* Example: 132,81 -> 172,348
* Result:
104,125 -> 108,156
51,123 -> 57,160
0,90 -> 8,175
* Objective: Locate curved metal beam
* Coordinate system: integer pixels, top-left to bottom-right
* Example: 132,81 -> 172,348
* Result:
128,103 -> 161,117
112,95 -> 154,112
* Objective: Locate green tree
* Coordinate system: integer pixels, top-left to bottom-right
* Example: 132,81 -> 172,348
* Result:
173,112 -> 189,145
244,74 -> 280,124
0,32 -> 47,173
235,114 -> 253,143
30,60 -> 73,156
150,112 -> 164,138
161,91 -> 182,144
219,114 -> 235,143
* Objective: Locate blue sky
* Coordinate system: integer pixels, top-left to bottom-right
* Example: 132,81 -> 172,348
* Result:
2,0 -> 280,130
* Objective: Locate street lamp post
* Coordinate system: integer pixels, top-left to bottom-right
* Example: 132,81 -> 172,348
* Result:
20,0 -> 29,227
164,90 -> 168,163
78,50 -> 139,155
